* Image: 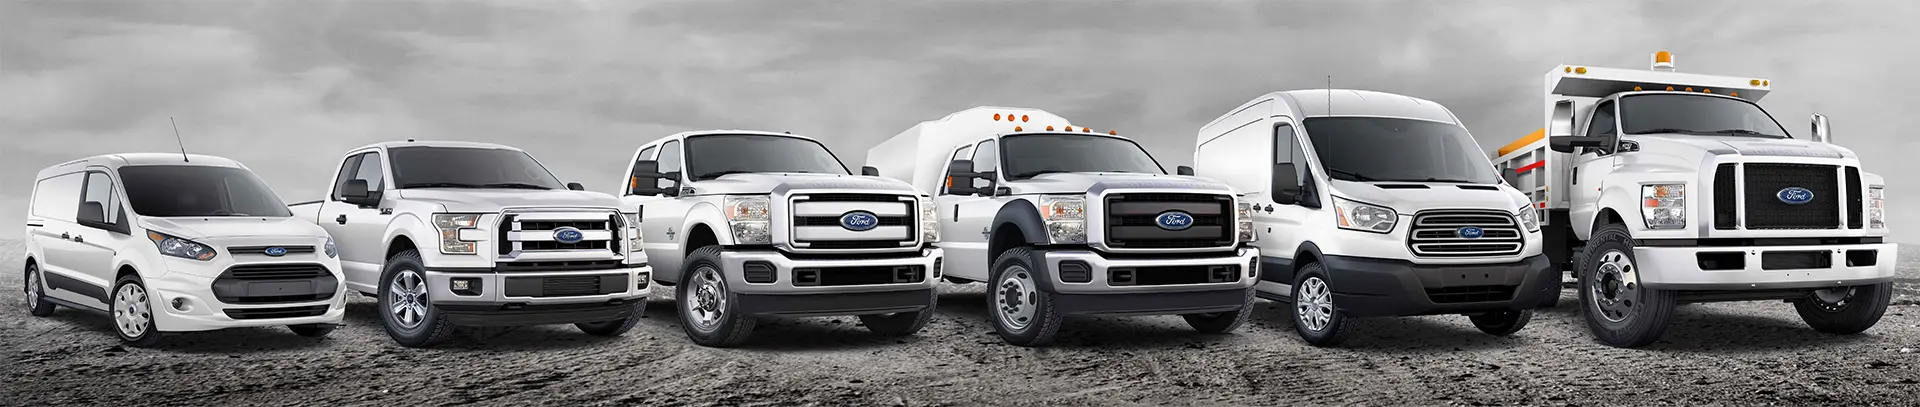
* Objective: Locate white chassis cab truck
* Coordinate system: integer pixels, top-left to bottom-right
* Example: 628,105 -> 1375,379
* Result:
869,107 -> 1260,347
1491,51 -> 1896,348
24,154 -> 347,347
620,130 -> 942,347
288,141 -> 652,348
1195,90 -> 1555,347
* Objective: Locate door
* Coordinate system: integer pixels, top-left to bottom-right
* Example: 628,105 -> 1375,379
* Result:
27,171 -> 101,304
320,151 -> 394,288
634,140 -> 692,281
71,170 -> 134,291
943,139 -> 1007,281
1263,120 -> 1315,285
1570,100 -> 1620,234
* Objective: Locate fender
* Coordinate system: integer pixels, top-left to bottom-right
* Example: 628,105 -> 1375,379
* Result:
655,201 -> 727,283
1262,241 -> 1325,285
384,212 -> 429,259
989,199 -> 1056,291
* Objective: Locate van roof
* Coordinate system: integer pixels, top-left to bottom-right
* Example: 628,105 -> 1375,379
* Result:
34,153 -> 246,179
351,140 -> 523,151
1202,89 -> 1459,132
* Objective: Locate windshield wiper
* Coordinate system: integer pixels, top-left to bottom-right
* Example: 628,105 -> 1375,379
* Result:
1010,169 -> 1073,178
400,182 -> 485,189
1412,177 -> 1478,184
1629,128 -> 1705,135
1704,129 -> 1783,138
1324,168 -> 1380,182
695,170 -> 758,180
478,182 -> 552,190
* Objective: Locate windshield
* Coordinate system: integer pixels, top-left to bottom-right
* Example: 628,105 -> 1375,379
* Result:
389,147 -> 567,190
119,165 -> 293,217
685,134 -> 850,181
1301,117 -> 1499,184
1620,93 -> 1790,138
1000,134 -> 1166,180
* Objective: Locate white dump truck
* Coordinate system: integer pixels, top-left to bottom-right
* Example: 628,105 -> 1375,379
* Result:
619,130 -> 942,347
1491,51 -> 1896,348
868,106 -> 1260,347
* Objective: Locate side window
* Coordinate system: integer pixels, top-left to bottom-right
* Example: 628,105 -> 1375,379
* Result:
31,173 -> 84,222
656,141 -> 683,173
638,146 -> 658,160
1587,101 -> 1617,137
1276,123 -> 1308,187
969,140 -> 996,188
79,172 -> 120,225
352,152 -> 385,191
331,154 -> 364,199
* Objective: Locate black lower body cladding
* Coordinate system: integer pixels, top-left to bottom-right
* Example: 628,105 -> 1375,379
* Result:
1049,288 -> 1249,316
734,289 -> 935,317
1321,254 -> 1556,317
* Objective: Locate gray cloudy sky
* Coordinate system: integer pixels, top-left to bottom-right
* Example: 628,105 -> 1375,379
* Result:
3,0 -> 1916,243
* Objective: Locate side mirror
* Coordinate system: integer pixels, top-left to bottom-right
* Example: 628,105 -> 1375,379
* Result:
77,201 -> 105,224
1270,162 -> 1300,205
1811,113 -> 1831,143
944,159 -> 981,196
861,166 -> 880,177
341,179 -> 380,207
1545,99 -> 1588,153
1550,136 -> 1610,154
566,182 -> 585,191
627,161 -> 673,196
1176,166 -> 1195,176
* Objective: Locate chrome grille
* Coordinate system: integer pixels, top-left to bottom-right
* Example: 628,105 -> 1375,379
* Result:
1407,210 -> 1524,258
788,193 -> 917,250
496,210 -> 623,261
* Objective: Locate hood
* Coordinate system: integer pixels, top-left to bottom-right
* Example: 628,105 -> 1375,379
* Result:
1328,180 -> 1530,214
688,173 -> 925,196
1007,172 -> 1240,195
396,188 -> 622,212
142,217 -> 332,240
1630,134 -> 1854,160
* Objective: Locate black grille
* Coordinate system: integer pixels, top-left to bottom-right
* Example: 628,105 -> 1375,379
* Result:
791,265 -> 924,286
795,216 -> 910,227
1743,164 -> 1839,229
504,275 -> 624,297
1425,285 -> 1516,304
228,245 -> 317,256
496,260 -> 623,272
1107,265 -> 1239,286
1406,211 -> 1524,258
224,305 -> 329,320
223,264 -> 330,280
1103,193 -> 1233,249
1845,167 -> 1863,229
498,215 -> 515,255
1713,164 -> 1737,230
213,264 -> 338,304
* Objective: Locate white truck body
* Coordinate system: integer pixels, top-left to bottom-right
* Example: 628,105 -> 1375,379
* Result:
870,106 -> 1260,346
1492,52 -> 1896,347
288,140 -> 651,347
1194,90 -> 1552,346
620,130 -> 942,347
24,153 -> 346,346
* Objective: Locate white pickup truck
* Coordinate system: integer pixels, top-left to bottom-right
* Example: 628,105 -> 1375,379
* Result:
288,140 -> 652,347
620,131 -> 942,347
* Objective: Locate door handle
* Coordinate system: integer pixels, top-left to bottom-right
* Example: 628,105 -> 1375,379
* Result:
952,205 -> 960,222
72,235 -> 84,243
26,222 -> 43,227
59,232 -> 71,240
336,214 -> 348,225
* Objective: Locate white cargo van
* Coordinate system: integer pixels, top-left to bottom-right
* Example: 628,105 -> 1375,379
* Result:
1194,90 -> 1555,347
24,154 -> 346,347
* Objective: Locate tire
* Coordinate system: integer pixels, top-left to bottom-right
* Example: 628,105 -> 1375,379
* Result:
677,246 -> 755,347
25,261 -> 55,317
378,249 -> 454,348
1577,223 -> 1675,348
860,289 -> 937,337
988,247 -> 1064,347
288,323 -> 336,338
1182,287 -> 1254,334
576,300 -> 648,337
1792,283 -> 1892,334
1290,263 -> 1355,347
111,274 -> 163,348
1469,310 -> 1533,336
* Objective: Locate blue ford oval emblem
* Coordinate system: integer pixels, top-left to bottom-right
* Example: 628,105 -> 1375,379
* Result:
552,227 -> 585,244
1154,211 -> 1195,231
1457,227 -> 1485,239
264,247 -> 288,257
840,211 -> 880,231
1777,187 -> 1814,205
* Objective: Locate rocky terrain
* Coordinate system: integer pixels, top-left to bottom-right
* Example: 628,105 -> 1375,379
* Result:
1,238 -> 1915,406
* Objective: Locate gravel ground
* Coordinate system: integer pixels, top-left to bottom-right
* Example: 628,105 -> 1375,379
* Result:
2,238 -> 1916,406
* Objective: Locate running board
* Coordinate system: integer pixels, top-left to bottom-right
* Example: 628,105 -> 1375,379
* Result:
45,296 -> 109,315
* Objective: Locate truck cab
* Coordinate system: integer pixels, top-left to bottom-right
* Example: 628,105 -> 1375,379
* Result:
287,141 -> 652,347
869,107 -> 1260,347
1195,90 -> 1554,347
620,130 -> 942,347
1493,51 -> 1896,348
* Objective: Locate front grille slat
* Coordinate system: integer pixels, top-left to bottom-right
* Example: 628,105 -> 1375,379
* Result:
1742,163 -> 1840,230
1103,193 -> 1234,249
790,194 -> 918,250
1714,163 -> 1738,230
228,246 -> 318,255
214,263 -> 338,304
1845,166 -> 1863,229
500,211 -> 623,258
1406,210 -> 1524,258
224,305 -> 330,320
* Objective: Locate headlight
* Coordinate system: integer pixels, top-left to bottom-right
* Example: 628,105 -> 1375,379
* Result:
1039,195 -> 1086,244
147,231 -> 216,261
432,214 -> 482,254
323,237 -> 338,259
1868,186 -> 1885,229
725,195 -> 772,245
1516,205 -> 1540,232
1640,184 -> 1686,230
623,212 -> 644,251
1235,199 -> 1256,242
917,196 -> 939,243
1332,196 -> 1396,233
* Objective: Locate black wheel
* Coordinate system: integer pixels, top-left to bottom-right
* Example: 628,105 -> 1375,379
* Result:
989,247 -> 1064,347
1578,223 -> 1675,348
1469,310 -> 1533,336
860,289 -> 937,337
1792,283 -> 1892,334
576,300 -> 649,336
1182,287 -> 1254,334
1290,262 -> 1355,347
678,246 -> 756,347
24,261 -> 54,317
289,323 -> 336,338
111,274 -> 163,347
379,249 -> 454,348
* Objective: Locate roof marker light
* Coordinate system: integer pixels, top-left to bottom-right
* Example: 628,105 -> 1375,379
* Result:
1109,130 -> 1117,135
1763,80 -> 1769,86
1750,79 -> 1762,86
994,113 -> 1002,121
1064,126 -> 1073,132
1685,87 -> 1693,92
1666,86 -> 1675,91
1046,126 -> 1054,131
1652,51 -> 1674,71
1704,88 -> 1712,93
1014,126 -> 1022,131
1633,86 -> 1643,91
1730,91 -> 1739,97
1082,127 -> 1090,133
1021,115 -> 1029,122
1574,67 -> 1587,74
1564,67 -> 1572,73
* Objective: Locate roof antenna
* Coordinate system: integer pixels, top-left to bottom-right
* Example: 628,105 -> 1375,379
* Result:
1325,75 -> 1333,116
169,117 -> 189,162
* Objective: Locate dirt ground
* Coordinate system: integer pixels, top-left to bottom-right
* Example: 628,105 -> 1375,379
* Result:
2,239 -> 1916,407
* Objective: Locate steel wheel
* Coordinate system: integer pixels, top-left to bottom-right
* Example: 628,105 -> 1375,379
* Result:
686,266 -> 727,331
387,269 -> 430,329
114,283 -> 153,338
25,265 -> 41,310
1808,287 -> 1857,312
1296,277 -> 1333,332
995,265 -> 1039,331
1590,249 -> 1640,323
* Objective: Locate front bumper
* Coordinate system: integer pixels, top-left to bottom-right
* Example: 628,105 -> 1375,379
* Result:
1634,242 -> 1896,290
146,269 -> 348,333
424,264 -> 653,326
1323,254 -> 1555,317
718,248 -> 942,317
1034,246 -> 1260,316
